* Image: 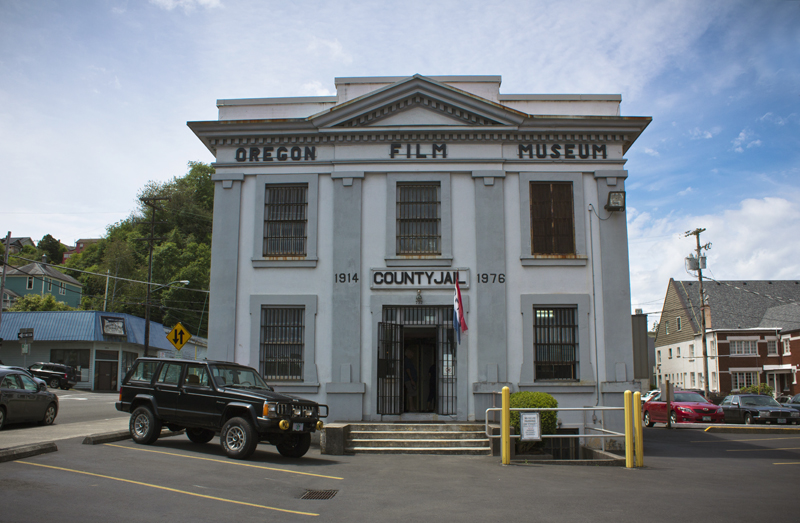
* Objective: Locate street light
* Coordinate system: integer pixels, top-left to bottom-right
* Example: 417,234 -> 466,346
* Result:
144,280 -> 189,357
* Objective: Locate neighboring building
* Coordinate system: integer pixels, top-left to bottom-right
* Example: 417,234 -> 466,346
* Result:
189,74 -> 651,434
0,311 -> 176,391
62,238 -> 101,262
1,236 -> 35,254
654,279 -> 800,397
1,259 -> 83,309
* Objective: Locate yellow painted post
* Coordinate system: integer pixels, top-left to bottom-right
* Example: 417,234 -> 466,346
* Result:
633,391 -> 644,467
624,390 -> 633,468
501,386 -> 510,465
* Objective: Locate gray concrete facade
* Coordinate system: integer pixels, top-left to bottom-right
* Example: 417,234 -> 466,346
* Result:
189,75 -> 651,434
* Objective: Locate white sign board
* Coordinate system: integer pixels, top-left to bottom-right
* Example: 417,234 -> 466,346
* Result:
520,412 -> 542,441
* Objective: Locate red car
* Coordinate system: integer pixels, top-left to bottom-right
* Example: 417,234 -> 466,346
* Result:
643,390 -> 724,426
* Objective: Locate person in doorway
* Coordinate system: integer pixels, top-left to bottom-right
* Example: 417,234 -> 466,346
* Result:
404,349 -> 418,412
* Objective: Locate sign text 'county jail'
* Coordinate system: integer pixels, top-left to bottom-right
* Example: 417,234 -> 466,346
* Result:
371,269 -> 469,290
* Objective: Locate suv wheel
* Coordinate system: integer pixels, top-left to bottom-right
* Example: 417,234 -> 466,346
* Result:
276,433 -> 311,458
186,428 -> 215,444
220,417 -> 258,459
130,406 -> 162,445
49,378 -> 60,389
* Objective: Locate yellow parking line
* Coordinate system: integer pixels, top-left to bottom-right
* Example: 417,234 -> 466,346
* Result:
691,436 -> 800,443
105,443 -> 344,480
727,447 -> 800,452
17,461 -> 318,516
774,462 -> 800,465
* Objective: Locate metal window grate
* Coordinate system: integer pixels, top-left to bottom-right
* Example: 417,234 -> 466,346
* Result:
300,490 -> 338,500
530,182 -> 575,255
264,185 -> 308,256
534,307 -> 578,380
260,307 -> 304,380
396,183 -> 440,255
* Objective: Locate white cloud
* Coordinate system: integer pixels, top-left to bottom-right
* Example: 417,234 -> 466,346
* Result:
732,128 -> 760,152
678,187 -> 693,196
643,147 -> 660,157
149,0 -> 221,12
307,37 -> 353,65
688,126 -> 721,140
628,195 -> 800,323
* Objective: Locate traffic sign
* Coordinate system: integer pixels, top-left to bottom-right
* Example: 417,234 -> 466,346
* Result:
18,328 -> 34,340
167,322 -> 192,351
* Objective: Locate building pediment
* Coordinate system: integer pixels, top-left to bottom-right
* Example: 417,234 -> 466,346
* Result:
311,75 -> 525,129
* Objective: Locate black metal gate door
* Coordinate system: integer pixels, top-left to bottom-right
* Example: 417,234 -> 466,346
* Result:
377,322 -> 403,415
437,324 -> 457,415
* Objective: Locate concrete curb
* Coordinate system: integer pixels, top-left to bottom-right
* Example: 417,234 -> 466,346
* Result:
704,426 -> 800,435
0,442 -> 58,462
82,430 -> 132,445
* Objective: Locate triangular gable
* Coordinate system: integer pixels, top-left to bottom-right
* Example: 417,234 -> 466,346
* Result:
310,74 -> 526,129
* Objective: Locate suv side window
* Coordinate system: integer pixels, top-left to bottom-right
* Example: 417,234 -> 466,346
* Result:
157,363 -> 183,385
720,396 -> 731,406
30,364 -> 43,371
184,365 -> 211,388
129,361 -> 160,383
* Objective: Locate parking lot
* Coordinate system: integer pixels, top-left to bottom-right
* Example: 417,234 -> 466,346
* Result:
2,420 -> 799,522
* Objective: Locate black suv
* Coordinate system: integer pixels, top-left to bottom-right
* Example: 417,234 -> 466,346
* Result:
116,358 -> 327,460
28,362 -> 77,390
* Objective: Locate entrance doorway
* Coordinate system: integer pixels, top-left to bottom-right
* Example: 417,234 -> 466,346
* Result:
377,306 -> 456,416
95,360 -> 118,391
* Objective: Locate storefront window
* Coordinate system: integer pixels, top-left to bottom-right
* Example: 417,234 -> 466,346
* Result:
50,349 -> 90,382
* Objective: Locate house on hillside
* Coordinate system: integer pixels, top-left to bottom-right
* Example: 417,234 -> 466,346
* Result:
1,236 -> 35,254
1,259 -> 83,309
62,238 -> 101,263
189,74 -> 652,436
654,279 -> 800,397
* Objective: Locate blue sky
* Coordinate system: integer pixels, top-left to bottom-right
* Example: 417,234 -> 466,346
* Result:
1,0 -> 798,322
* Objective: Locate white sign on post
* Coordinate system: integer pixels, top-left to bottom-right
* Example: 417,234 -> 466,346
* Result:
520,412 -> 542,441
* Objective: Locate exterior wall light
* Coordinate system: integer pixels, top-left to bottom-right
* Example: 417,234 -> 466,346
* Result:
605,191 -> 626,212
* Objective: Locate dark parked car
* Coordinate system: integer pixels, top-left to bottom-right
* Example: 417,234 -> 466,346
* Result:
0,365 -> 47,388
0,368 -> 59,430
643,390 -> 724,426
720,394 -> 800,425
116,358 -> 328,460
784,393 -> 800,413
28,362 -> 77,390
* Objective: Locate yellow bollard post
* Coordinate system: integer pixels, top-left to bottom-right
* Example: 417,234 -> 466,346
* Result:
624,390 -> 633,468
501,386 -> 510,465
633,391 -> 644,467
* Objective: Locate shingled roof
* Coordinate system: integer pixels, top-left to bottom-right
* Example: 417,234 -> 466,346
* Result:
672,279 -> 800,331
5,261 -> 81,286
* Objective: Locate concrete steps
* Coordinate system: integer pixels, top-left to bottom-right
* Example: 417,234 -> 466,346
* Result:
344,423 -> 491,455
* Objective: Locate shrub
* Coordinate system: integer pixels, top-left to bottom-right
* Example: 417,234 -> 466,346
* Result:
509,391 -> 558,436
741,383 -> 773,396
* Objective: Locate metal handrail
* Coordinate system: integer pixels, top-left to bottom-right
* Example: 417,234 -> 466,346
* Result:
484,406 -> 625,440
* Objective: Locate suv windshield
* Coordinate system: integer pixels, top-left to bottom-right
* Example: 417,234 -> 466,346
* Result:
209,364 -> 271,390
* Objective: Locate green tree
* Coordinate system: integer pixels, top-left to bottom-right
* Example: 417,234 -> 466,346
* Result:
64,161 -> 214,337
11,294 -> 76,311
38,234 -> 67,265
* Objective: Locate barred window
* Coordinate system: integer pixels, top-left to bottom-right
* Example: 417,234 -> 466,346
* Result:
263,185 -> 307,256
534,307 -> 578,380
732,371 -> 758,390
260,307 -> 304,380
396,183 -> 440,255
530,182 -> 575,255
730,340 -> 758,355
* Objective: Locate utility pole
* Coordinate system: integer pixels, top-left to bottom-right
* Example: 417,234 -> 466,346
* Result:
0,231 -> 11,332
685,228 -> 712,399
137,197 -> 169,356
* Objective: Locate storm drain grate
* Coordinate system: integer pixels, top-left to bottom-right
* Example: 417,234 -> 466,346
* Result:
301,490 -> 338,500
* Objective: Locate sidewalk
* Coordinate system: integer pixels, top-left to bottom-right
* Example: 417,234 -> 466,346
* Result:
0,417 -> 129,450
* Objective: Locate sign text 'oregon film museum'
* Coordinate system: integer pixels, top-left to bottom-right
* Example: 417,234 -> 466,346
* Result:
189,75 -> 650,433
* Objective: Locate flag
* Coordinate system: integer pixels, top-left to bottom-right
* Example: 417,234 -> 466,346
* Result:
453,271 -> 467,344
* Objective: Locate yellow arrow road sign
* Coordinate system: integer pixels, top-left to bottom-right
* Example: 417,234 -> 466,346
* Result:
167,322 -> 192,351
